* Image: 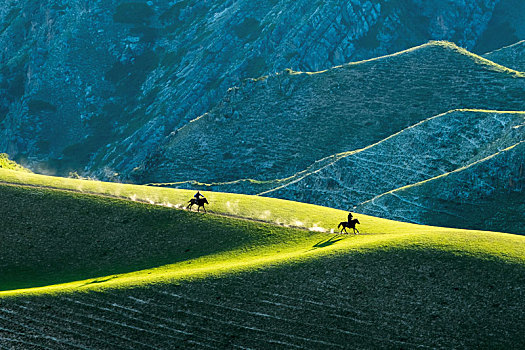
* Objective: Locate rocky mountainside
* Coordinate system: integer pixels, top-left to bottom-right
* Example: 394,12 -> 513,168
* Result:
484,40 -> 525,72
0,0 -> 523,178
357,141 -> 525,235
137,42 -> 525,184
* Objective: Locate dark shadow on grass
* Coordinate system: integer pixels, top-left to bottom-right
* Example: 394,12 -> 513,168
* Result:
0,184 -> 306,292
312,235 -> 345,249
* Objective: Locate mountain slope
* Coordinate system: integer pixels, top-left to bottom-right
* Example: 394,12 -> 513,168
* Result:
1,1 -> 523,178
484,40 -> 525,71
0,171 -> 524,348
357,141 -> 525,234
0,153 -> 31,173
260,110 -> 525,212
136,42 -> 525,184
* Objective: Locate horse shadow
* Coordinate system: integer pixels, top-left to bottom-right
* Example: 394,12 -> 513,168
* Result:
312,235 -> 345,249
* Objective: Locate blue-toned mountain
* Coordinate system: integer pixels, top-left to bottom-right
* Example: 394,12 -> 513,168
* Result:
0,0 -> 522,178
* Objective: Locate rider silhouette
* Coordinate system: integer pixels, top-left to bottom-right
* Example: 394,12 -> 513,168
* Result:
348,212 -> 353,223
194,191 -> 205,201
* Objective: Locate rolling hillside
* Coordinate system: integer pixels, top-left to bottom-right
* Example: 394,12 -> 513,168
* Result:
1,1 -> 520,178
0,171 -> 524,348
263,110 -> 525,207
136,42 -> 525,185
0,153 -> 31,173
148,110 -> 525,235
357,141 -> 525,235
484,40 -> 525,71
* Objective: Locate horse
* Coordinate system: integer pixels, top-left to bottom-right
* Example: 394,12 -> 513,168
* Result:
187,197 -> 209,212
338,218 -> 360,234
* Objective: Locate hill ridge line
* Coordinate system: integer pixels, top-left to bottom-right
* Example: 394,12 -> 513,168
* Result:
255,41 -> 525,78
257,109 -> 525,196
148,109 -> 525,195
175,43 -> 525,132
484,39 -> 525,56
360,140 -> 525,208
0,180 -> 313,232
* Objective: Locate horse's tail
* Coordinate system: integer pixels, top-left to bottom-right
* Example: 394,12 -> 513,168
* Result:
338,222 -> 343,228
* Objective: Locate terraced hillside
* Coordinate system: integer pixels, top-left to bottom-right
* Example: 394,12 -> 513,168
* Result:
357,141 -> 525,235
136,42 -> 525,184
0,170 -> 524,348
484,40 -> 525,71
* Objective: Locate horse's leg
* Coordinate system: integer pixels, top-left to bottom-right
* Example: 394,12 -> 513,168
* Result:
355,227 -> 359,234
202,205 -> 207,213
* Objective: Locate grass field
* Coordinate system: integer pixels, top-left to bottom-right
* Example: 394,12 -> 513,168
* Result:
1,169 -> 524,348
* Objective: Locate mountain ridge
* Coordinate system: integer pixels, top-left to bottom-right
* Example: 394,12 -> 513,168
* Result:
1,1 -> 523,178
136,41 -> 525,185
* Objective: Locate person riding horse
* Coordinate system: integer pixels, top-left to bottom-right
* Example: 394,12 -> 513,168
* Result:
188,191 -> 209,212
337,211 -> 360,234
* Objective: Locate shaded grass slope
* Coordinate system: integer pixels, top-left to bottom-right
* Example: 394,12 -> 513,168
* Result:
262,110 -> 525,210
0,170 -> 524,348
484,39 -> 525,72
136,41 -> 525,184
357,142 -> 525,234
1,236 -> 524,349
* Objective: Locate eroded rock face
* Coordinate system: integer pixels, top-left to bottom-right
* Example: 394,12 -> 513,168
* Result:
0,0 -> 517,177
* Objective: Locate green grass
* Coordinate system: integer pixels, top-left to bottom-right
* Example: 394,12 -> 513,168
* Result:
0,170 -> 524,347
1,168 -> 524,298
0,153 -> 31,173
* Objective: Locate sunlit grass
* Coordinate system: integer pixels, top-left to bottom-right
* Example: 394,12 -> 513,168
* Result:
0,153 -> 31,173
1,168 -> 524,299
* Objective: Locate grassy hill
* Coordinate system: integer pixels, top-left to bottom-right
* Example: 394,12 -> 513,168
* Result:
484,39 -> 525,72
148,110 -> 525,234
262,110 -> 525,208
357,142 -> 525,235
0,153 -> 31,173
134,41 -> 525,185
0,170 -> 524,348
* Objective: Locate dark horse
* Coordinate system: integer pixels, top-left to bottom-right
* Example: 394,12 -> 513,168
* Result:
338,219 -> 360,234
187,198 -> 209,212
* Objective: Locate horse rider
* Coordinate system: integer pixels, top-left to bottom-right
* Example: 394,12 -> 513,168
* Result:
194,191 -> 205,201
348,212 -> 353,223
